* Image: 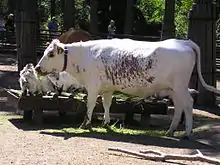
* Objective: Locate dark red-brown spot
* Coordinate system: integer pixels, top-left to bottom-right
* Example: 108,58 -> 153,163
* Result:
146,76 -> 155,83
76,65 -> 80,73
145,58 -> 153,70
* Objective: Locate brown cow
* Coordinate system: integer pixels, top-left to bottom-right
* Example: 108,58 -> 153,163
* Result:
58,28 -> 91,43
46,27 -> 91,46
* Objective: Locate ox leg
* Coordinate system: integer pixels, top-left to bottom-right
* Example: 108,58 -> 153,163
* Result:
182,91 -> 193,138
167,89 -> 193,138
79,91 -> 98,129
167,91 -> 184,136
102,92 -> 113,127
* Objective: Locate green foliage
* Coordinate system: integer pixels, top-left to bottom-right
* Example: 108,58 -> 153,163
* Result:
3,0 -> 220,39
137,0 -> 194,38
38,0 -> 90,31
175,0 -> 194,38
74,0 -> 90,30
0,0 -> 8,14
136,0 -> 165,23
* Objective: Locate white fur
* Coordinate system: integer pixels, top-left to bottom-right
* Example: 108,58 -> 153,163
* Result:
19,63 -> 55,94
156,88 -> 199,99
36,38 -> 220,137
47,71 -> 82,91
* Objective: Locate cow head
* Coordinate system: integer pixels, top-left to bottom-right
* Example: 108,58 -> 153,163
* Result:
35,39 -> 67,76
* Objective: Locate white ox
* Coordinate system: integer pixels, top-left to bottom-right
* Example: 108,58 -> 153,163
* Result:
35,38 -> 220,137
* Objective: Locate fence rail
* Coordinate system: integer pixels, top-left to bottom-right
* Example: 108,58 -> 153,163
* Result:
0,30 -> 161,54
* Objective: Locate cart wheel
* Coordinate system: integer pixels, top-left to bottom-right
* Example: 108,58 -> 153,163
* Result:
23,110 -> 33,121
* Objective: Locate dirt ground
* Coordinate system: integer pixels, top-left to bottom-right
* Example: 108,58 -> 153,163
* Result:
0,53 -> 220,165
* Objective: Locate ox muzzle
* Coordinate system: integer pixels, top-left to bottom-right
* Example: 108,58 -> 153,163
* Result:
35,65 -> 49,76
35,46 -> 68,76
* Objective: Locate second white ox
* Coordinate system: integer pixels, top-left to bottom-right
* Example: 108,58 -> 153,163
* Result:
35,38 -> 220,137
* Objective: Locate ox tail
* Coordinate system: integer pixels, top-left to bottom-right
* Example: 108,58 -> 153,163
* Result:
188,39 -> 220,95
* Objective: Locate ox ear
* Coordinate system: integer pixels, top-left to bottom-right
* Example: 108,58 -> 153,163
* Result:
53,41 -> 65,55
46,42 -> 50,46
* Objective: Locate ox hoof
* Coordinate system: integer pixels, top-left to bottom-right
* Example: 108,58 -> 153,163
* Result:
179,132 -> 193,140
178,134 -> 190,140
21,92 -> 27,97
165,130 -> 174,137
102,122 -> 111,129
79,122 -> 92,130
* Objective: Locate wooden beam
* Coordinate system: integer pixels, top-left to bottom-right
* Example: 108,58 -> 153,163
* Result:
161,0 -> 175,40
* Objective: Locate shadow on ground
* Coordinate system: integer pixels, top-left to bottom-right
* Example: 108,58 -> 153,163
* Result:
0,55 -> 17,66
0,70 -> 19,89
7,111 -> 220,157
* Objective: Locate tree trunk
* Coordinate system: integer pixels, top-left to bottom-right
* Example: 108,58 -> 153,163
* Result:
7,0 -> 16,13
50,0 -> 56,19
89,0 -> 98,34
161,0 -> 175,40
16,0 -> 37,72
36,1 -> 40,47
64,0 -> 75,31
15,0 -> 22,72
124,0 -> 134,34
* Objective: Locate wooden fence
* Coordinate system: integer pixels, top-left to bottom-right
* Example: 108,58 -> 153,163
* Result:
0,30 -> 160,55
1,29 -> 220,78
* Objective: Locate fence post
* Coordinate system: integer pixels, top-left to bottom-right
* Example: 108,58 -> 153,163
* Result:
188,0 -> 217,107
89,0 -> 98,34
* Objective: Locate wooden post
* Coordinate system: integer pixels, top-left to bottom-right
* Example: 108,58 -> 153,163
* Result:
89,0 -> 98,34
36,3 -> 40,48
50,0 -> 56,19
124,0 -> 134,34
188,0 -> 217,107
16,0 -> 37,72
161,0 -> 175,40
7,0 -> 16,13
15,0 -> 22,72
63,0 -> 75,31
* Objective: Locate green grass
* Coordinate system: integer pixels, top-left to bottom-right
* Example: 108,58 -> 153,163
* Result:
0,111 -> 215,139
47,125 -> 169,137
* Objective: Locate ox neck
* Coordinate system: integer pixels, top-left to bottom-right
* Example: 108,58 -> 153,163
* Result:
63,44 -> 86,84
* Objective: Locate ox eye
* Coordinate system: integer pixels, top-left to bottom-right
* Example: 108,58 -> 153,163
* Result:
48,53 -> 54,58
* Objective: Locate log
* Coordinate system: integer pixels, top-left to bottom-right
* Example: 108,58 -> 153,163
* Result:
108,147 -> 220,164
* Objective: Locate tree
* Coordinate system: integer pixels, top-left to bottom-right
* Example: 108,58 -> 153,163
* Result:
16,0 -> 37,71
